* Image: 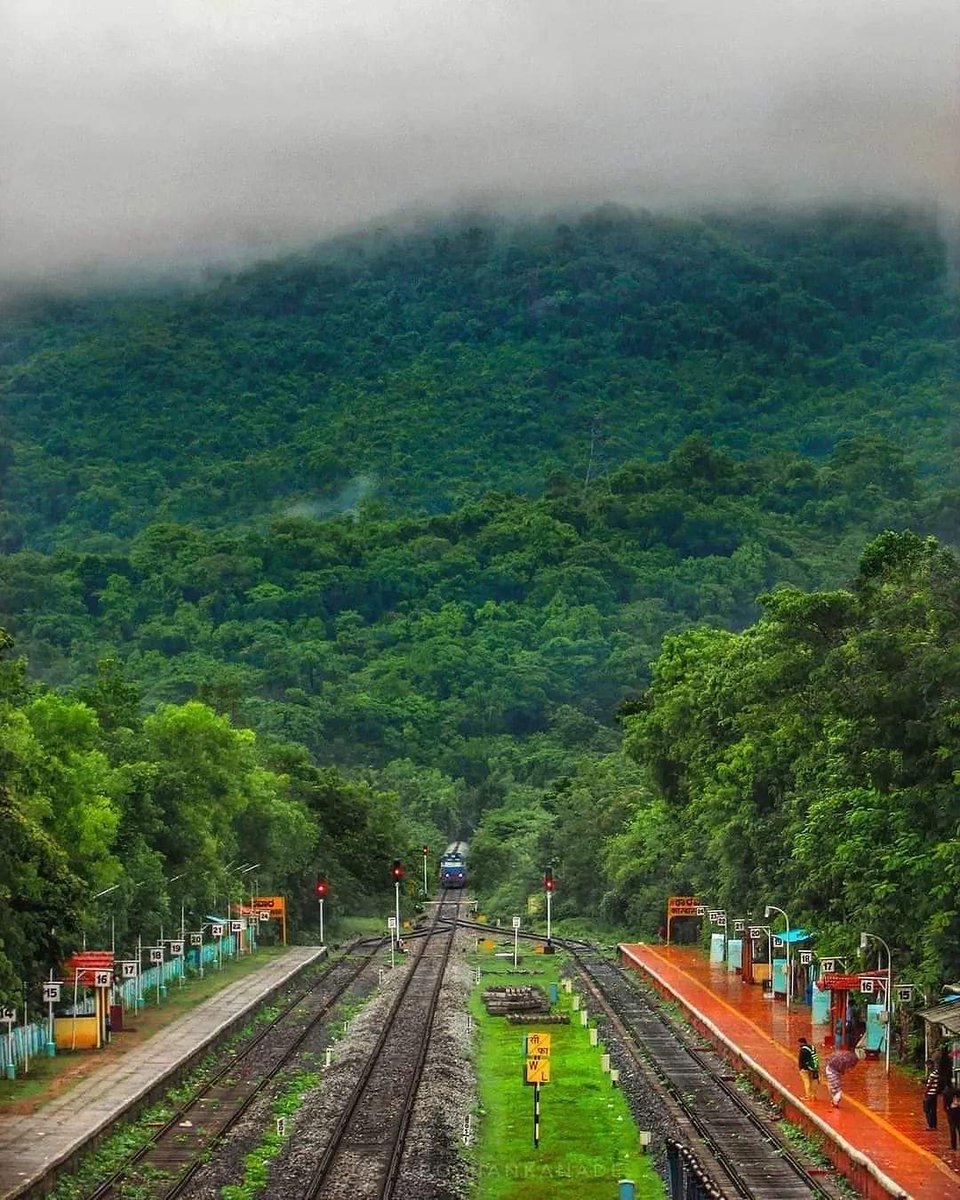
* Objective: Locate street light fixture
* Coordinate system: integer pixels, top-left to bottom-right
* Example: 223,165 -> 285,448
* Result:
231,864 -> 260,955
764,904 -> 791,1011
84,885 -> 120,951
861,930 -> 892,1073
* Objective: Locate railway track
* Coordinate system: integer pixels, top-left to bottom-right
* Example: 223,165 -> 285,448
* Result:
303,890 -> 462,1200
570,948 -> 840,1199
81,943 -> 384,1200
448,918 -> 839,1199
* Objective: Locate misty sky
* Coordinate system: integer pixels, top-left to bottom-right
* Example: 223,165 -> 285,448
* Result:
2,0 -> 958,283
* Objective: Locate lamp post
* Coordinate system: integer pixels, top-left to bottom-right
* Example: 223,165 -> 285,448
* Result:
765,904 -> 791,1011
85,885 -> 120,952
861,930 -> 892,1073
235,864 -> 260,954
162,875 -> 186,991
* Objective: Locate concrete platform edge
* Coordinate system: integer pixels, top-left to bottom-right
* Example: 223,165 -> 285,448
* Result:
619,943 -> 913,1200
7,946 -> 326,1200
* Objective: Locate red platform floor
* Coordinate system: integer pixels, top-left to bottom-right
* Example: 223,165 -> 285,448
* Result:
620,942 -> 960,1200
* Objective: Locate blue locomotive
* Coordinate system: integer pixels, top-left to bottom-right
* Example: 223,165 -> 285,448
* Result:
439,851 -> 467,889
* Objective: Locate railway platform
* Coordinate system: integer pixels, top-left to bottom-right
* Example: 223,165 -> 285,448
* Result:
620,942 -> 960,1200
0,945 -> 324,1200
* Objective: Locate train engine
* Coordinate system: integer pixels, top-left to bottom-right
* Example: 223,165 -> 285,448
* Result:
438,851 -> 467,889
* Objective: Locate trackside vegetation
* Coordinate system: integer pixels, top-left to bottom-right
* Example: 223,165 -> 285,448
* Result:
468,950 -> 663,1199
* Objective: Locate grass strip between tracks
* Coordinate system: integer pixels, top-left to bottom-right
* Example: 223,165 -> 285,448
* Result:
467,945 -> 664,1200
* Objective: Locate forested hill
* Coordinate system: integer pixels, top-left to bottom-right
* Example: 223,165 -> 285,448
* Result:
0,437 -> 953,802
2,205 -> 960,997
1,206 -> 956,550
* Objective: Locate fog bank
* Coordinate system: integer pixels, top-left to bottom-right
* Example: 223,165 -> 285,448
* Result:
2,0 -> 957,285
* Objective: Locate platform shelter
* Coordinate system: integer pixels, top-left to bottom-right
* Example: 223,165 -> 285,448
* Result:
620,941 -> 960,1200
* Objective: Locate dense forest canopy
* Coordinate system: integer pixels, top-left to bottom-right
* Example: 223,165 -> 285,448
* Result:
1,205 -> 959,1011
1,207 -> 956,551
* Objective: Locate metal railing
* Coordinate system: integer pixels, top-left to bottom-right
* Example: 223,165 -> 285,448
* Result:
0,935 -> 242,1075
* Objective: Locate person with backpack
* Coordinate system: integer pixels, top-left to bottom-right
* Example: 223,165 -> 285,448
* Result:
798,1036 -> 820,1099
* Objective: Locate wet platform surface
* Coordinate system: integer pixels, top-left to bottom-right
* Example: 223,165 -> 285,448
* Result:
620,943 -> 960,1200
0,946 -> 324,1200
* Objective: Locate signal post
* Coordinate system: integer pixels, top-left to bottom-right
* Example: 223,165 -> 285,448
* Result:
543,866 -> 556,952
315,876 -> 328,946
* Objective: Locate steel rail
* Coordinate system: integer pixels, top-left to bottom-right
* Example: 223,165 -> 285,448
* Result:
82,943 -> 384,1200
380,894 -> 461,1199
570,949 -> 836,1200
304,891 -> 461,1200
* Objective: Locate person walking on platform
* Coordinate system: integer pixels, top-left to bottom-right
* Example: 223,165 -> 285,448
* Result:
825,1047 -> 862,1107
944,1082 -> 960,1149
923,1059 -> 941,1129
798,1036 -> 819,1100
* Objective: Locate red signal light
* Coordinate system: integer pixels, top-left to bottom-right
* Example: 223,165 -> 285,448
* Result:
422,845 -> 429,856
315,876 -> 328,899
544,866 -> 556,893
392,859 -> 405,882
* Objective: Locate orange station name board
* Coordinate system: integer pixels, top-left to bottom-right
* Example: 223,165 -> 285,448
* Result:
251,896 -> 285,915
667,896 -> 701,918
